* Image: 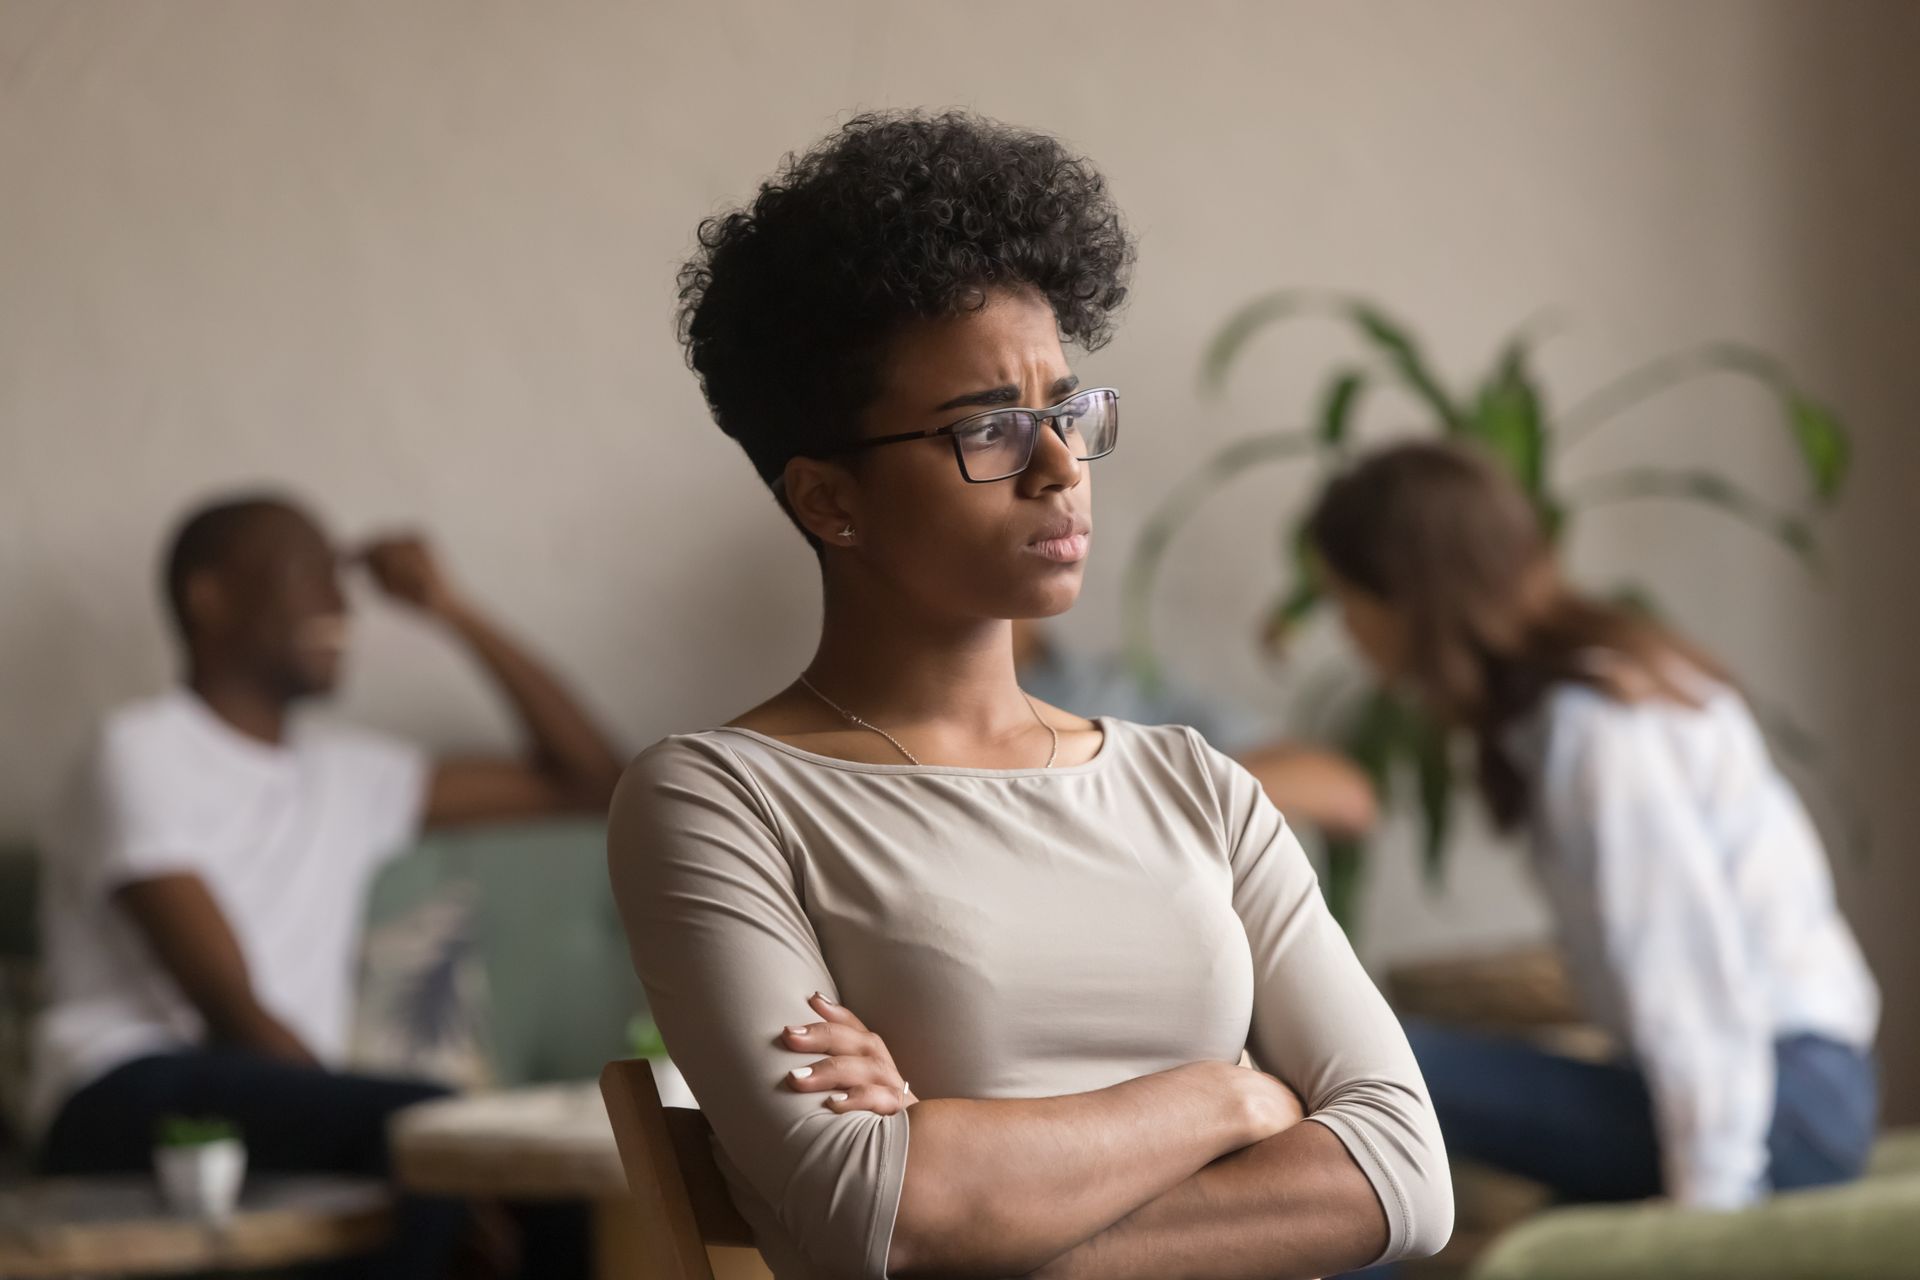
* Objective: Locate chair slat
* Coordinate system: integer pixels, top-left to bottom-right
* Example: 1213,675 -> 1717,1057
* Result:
601,1059 -> 758,1278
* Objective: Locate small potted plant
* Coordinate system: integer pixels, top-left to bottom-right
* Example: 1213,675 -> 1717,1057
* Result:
153,1115 -> 247,1225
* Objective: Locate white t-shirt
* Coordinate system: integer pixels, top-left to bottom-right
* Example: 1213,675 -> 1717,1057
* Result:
26,688 -> 428,1138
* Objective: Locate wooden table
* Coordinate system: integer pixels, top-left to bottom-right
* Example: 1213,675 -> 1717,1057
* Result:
390,1080 -> 768,1280
0,1175 -> 391,1278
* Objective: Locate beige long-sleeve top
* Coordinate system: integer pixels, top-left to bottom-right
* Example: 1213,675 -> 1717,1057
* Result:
607,716 -> 1451,1279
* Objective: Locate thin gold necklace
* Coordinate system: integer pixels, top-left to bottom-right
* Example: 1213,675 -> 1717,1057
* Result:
796,673 -> 1059,769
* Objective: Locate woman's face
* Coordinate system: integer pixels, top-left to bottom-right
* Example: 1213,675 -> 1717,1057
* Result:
800,288 -> 1095,622
1325,568 -> 1412,685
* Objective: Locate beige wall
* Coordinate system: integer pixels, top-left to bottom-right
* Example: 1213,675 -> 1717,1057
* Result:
3,2 -> 1916,1109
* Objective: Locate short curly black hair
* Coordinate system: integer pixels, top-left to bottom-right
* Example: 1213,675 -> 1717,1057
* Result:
675,110 -> 1134,533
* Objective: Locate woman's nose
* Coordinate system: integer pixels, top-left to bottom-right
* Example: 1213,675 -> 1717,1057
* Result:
1022,417 -> 1082,491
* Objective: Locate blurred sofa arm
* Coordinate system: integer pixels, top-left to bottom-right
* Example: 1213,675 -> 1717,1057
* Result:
1386,944 -> 1583,1031
1470,1135 -> 1920,1280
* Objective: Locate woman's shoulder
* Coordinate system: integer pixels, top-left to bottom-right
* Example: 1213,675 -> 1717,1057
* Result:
608,732 -> 790,873
1535,663 -> 1744,732
1094,716 -> 1242,793
1524,669 -> 1761,791
613,729 -> 771,816
627,724 -> 751,768
1114,713 -> 1239,753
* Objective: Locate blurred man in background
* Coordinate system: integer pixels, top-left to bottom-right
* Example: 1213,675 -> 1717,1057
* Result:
27,493 -> 624,1277
1013,618 -> 1378,839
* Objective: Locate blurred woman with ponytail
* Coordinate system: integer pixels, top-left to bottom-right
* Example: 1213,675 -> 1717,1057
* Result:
1309,439 -> 1878,1212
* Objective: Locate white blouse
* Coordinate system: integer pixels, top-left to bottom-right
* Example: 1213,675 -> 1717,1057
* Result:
1513,679 -> 1879,1208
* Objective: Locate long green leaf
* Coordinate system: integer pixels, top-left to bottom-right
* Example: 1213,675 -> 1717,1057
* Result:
1786,395 -> 1850,501
1409,712 -> 1454,887
1260,577 -> 1323,659
1316,368 -> 1368,446
1198,290 -> 1327,396
1539,494 -> 1568,544
1334,687 -> 1461,894
1349,303 -> 1464,431
1122,431 -> 1321,691
1202,293 -> 1474,444
1342,686 -> 1411,785
1321,837 -> 1367,938
1324,686 -> 1417,938
1469,333 -> 1547,495
1556,342 -> 1851,501
1259,516 -> 1326,656
1562,467 -> 1823,570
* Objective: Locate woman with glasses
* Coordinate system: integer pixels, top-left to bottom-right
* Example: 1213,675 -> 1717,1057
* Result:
608,112 -> 1451,1280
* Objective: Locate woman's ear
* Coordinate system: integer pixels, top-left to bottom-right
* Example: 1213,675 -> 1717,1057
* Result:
782,457 -> 860,547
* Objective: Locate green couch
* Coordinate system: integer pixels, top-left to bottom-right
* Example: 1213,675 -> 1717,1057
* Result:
360,819 -> 641,1087
1469,1130 -> 1920,1280
1385,948 -> 1920,1278
0,820 -> 642,1152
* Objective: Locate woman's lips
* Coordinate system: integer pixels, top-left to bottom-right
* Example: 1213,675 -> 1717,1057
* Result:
1026,532 -> 1091,563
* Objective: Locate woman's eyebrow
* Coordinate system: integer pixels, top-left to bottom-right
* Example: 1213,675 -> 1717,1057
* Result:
932,384 -> 1021,412
932,374 -> 1081,414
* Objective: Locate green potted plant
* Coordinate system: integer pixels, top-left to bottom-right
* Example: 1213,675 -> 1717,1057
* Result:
1124,291 -> 1852,933
153,1114 -> 246,1224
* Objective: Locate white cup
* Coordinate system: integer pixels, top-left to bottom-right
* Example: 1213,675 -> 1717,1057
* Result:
154,1138 -> 247,1225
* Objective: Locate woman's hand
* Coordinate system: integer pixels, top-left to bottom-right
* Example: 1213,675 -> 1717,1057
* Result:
1236,1060 -> 1307,1140
779,992 -> 917,1115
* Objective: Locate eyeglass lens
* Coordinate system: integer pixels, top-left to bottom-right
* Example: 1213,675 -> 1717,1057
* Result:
953,388 -> 1119,482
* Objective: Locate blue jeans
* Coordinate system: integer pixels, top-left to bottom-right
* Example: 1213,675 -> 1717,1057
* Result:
1343,1020 -> 1877,1277
1404,1018 -> 1878,1200
38,1050 -> 467,1279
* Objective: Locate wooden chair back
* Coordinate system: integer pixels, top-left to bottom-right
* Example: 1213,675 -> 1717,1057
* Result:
599,1059 -> 755,1279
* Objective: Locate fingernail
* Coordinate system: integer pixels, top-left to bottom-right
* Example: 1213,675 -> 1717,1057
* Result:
786,1026 -> 809,1036
814,992 -> 836,1006
789,1067 -> 813,1080
830,1092 -> 849,1102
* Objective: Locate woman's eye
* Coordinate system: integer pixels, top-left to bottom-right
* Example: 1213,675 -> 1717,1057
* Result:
965,420 -> 1010,447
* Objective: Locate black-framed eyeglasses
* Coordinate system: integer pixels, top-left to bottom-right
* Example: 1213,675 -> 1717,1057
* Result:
820,386 -> 1120,484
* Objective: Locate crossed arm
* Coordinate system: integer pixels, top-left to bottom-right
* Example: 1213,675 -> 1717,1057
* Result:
779,994 -> 1389,1279
609,733 -> 1451,1280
